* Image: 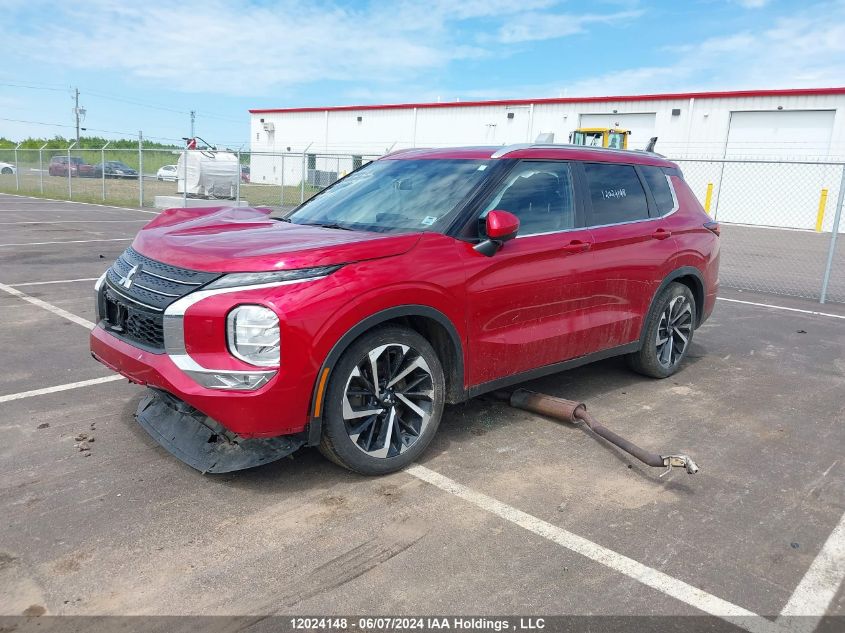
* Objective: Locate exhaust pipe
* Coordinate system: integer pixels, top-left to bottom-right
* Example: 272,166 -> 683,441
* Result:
503,389 -> 699,475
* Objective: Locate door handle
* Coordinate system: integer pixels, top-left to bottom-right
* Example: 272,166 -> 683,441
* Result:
561,240 -> 591,254
651,228 -> 672,240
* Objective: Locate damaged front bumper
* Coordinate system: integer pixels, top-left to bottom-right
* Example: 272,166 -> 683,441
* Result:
136,389 -> 305,473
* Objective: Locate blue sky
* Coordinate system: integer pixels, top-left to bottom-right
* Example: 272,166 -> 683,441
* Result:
1,0 -> 843,146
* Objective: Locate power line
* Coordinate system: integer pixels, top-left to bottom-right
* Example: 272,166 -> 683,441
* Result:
2,79 -> 245,123
84,90 -> 191,115
0,81 -> 71,93
0,116 -> 73,129
0,116 -> 184,143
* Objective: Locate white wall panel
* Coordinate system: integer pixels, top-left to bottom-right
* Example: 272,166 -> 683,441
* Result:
249,92 -> 845,230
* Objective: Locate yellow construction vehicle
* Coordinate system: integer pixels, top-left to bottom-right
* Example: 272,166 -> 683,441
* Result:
569,127 -> 631,150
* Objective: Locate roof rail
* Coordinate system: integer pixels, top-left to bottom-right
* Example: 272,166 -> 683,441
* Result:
490,143 -> 534,158
491,142 -> 666,159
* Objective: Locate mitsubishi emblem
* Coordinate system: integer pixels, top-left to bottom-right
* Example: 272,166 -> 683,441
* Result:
120,264 -> 141,289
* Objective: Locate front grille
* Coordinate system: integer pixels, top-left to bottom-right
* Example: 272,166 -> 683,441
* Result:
99,247 -> 219,351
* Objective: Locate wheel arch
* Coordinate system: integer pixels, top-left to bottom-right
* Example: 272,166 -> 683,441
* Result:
306,305 -> 465,446
640,267 -> 706,347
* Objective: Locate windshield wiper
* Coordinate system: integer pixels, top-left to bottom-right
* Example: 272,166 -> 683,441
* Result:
302,222 -> 354,231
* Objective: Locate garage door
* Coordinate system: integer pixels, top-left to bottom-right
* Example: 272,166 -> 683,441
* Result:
578,113 -> 656,150
716,110 -> 838,229
725,110 -> 834,158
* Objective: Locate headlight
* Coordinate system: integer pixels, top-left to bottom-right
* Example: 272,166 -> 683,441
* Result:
205,265 -> 340,290
227,305 -> 280,367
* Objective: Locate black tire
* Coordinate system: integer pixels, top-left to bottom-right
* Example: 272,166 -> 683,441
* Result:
627,282 -> 696,379
319,325 -> 445,475
1,167 -> 12,175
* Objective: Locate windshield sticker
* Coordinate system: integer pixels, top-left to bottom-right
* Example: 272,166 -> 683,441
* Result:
421,216 -> 438,226
476,165 -> 487,171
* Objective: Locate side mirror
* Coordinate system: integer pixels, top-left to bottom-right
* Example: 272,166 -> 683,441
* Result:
474,210 -> 520,257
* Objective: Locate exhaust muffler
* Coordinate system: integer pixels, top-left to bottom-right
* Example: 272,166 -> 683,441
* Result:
500,389 -> 699,476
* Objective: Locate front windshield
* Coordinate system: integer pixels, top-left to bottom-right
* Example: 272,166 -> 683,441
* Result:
280,158 -> 492,233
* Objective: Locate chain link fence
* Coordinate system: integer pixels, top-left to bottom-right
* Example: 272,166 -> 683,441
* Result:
0,145 -> 378,211
0,146 -> 843,304
675,157 -> 845,304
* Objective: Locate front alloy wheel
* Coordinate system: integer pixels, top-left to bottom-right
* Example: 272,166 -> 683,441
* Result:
343,343 -> 434,458
320,326 -> 445,475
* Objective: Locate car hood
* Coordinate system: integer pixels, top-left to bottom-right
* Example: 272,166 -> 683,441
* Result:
133,206 -> 422,272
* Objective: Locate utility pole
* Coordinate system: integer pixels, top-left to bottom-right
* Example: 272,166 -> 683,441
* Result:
138,131 -> 144,206
190,110 -> 196,139
74,88 -> 81,143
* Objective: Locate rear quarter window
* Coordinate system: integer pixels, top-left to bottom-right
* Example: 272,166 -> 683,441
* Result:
583,163 -> 649,226
640,166 -> 676,215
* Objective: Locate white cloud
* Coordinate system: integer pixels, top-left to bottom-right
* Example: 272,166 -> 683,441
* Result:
735,0 -> 771,8
547,4 -> 845,97
495,10 -> 643,44
0,0 -> 591,97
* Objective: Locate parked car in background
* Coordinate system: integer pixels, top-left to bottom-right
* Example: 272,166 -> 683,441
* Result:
49,156 -> 94,177
94,161 -> 138,179
91,144 -> 719,476
0,161 -> 16,175
241,165 -> 250,183
156,164 -> 178,181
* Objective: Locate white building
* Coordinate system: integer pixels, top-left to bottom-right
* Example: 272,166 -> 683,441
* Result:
248,88 -> 845,230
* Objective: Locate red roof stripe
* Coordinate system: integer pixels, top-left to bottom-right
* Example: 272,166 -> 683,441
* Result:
249,87 -> 845,115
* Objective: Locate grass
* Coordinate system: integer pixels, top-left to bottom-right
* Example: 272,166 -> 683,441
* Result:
0,173 -> 321,209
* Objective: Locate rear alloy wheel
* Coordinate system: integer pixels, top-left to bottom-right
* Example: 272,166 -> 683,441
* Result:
627,282 -> 696,378
319,326 -> 445,475
1,167 -> 12,175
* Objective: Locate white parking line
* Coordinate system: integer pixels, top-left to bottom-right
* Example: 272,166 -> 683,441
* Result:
0,282 -> 95,329
0,375 -> 124,404
717,297 -> 845,320
406,464 -> 777,633
778,511 -> 845,632
0,193 -> 159,214
0,237 -> 132,247
10,277 -> 99,287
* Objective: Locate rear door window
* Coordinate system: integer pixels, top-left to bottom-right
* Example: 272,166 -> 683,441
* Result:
583,162 -> 649,226
640,166 -> 676,215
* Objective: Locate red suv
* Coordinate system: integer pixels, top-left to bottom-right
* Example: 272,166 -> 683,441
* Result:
49,155 -> 94,177
90,145 -> 719,475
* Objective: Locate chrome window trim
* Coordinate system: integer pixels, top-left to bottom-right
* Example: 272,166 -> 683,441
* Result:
664,173 -> 680,215
162,275 -> 328,391
515,226 -> 585,239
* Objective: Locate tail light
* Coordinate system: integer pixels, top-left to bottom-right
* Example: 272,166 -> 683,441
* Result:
704,221 -> 720,236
